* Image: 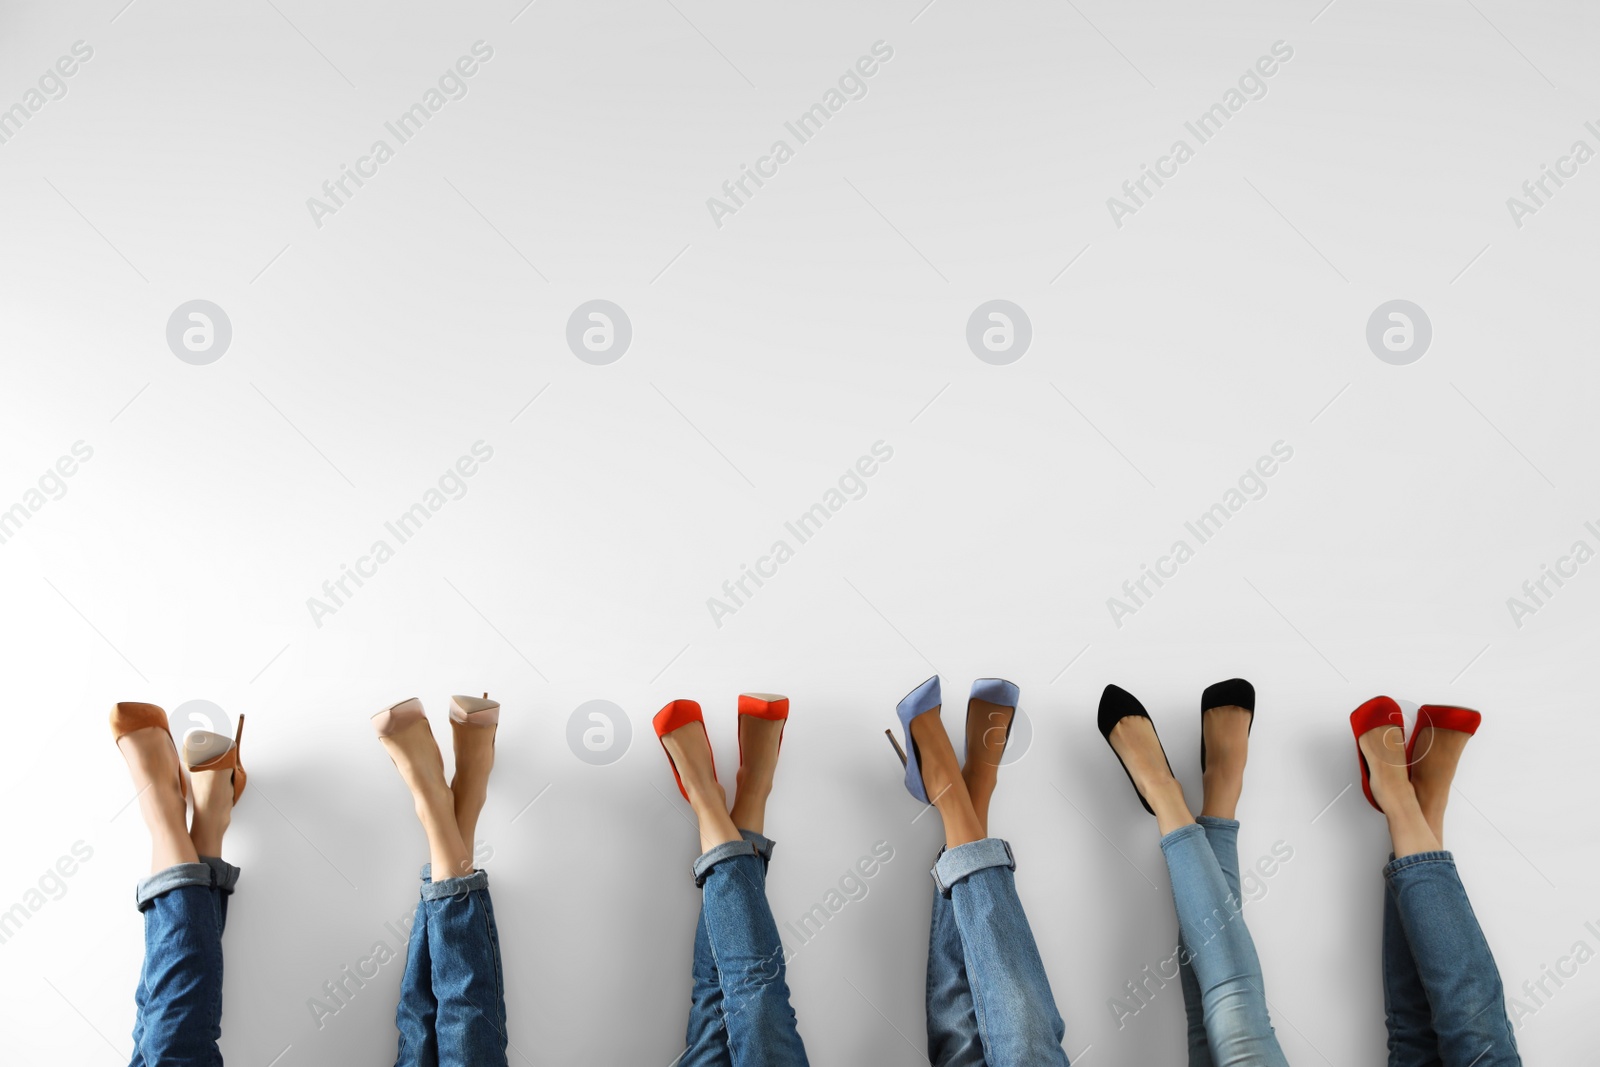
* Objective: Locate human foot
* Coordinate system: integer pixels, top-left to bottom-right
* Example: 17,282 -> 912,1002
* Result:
188,758 -> 234,857
449,695 -> 499,852
1356,721 -> 1415,816
1408,707 -> 1478,844
963,681 -> 1018,833
1200,705 -> 1251,820
730,695 -> 786,835
659,718 -> 739,852
113,711 -> 198,874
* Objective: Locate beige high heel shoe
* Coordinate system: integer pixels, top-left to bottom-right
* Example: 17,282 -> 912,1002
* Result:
449,693 -> 500,728
110,701 -> 187,800
184,715 -> 248,803
372,697 -> 427,736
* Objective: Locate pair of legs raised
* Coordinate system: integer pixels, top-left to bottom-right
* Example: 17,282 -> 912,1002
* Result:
1352,700 -> 1522,1067
896,677 -> 1072,1067
374,694 -> 509,1067
112,702 -> 246,1067
1100,680 -> 1289,1066
656,695 -> 809,1067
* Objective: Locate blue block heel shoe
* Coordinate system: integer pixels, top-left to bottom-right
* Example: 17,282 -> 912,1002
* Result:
966,678 -> 1020,765
885,675 -> 942,802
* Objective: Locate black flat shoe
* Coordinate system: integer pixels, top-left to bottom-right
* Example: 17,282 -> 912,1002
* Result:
1097,684 -> 1174,816
1199,678 -> 1255,773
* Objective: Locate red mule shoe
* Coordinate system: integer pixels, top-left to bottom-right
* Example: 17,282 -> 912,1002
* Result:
1407,704 -> 1482,770
654,699 -> 714,801
737,693 -> 789,769
1350,696 -> 1404,811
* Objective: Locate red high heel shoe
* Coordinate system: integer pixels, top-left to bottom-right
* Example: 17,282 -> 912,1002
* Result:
653,699 -> 714,801
737,693 -> 788,769
1350,696 -> 1403,811
1407,704 -> 1482,770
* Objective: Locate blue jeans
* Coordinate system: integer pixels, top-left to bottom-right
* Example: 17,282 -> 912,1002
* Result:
1382,851 -> 1521,1067
1162,820 -> 1287,1067
925,839 -> 1071,1067
393,865 -> 509,1067
129,856 -> 240,1067
682,830 -> 809,1067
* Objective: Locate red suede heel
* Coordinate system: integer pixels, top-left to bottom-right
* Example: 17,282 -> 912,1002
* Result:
1350,695 -> 1404,812
653,699 -> 714,801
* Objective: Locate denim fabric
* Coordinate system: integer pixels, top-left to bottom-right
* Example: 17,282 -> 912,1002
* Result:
128,857 -> 239,1067
681,834 -> 808,1067
927,839 -> 1071,1067
1176,816 -> 1251,1067
1383,851 -> 1521,1067
393,865 -> 509,1067
1161,823 -> 1287,1067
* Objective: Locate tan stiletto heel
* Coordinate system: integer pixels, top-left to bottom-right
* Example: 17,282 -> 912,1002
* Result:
449,692 -> 500,728
185,714 -> 248,804
372,697 -> 427,737
110,701 -> 187,800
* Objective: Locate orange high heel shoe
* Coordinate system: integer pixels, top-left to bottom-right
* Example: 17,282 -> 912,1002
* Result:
737,693 -> 788,769
653,699 -> 714,801
372,697 -> 427,737
110,702 -> 187,800
184,714 -> 248,804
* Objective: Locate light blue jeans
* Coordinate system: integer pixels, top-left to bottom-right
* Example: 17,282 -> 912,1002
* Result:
925,839 -> 1071,1067
682,830 -> 809,1067
393,865 -> 509,1067
1382,851 -> 1521,1066
129,856 -> 240,1067
1162,819 -> 1287,1066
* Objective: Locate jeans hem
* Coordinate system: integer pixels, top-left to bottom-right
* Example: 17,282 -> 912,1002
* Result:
1159,821 -> 1208,855
419,863 -> 491,899
931,838 -> 1015,896
1196,815 -> 1241,831
135,857 -> 242,910
693,838 -> 759,886
739,829 -> 776,861
1384,849 -> 1455,878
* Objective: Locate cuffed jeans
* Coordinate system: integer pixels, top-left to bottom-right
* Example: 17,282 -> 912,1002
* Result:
1382,851 -> 1521,1067
393,865 -> 509,1067
129,856 -> 240,1067
682,830 -> 809,1067
1163,819 -> 1288,1067
925,839 -> 1071,1067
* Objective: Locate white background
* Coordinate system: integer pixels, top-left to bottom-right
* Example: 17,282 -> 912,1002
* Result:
2,0 -> 1597,1063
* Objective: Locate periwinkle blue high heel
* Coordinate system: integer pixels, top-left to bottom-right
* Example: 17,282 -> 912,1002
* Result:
967,678 -> 1020,762
885,675 -> 942,802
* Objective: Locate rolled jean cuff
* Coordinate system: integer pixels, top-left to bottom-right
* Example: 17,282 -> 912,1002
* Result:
418,863 -> 491,900
1384,850 -> 1455,879
931,837 -> 1015,896
1196,815 -> 1240,832
135,857 -> 240,910
693,838 -> 759,887
739,829 -> 776,861
1159,822 -> 1207,855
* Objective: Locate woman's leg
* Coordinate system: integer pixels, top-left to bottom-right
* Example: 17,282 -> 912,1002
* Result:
120,732 -> 237,1067
683,709 -> 786,1067
924,700 -> 1016,1067
1179,702 -> 1253,1067
421,868 -> 509,1067
667,714 -> 808,1066
1111,717 -> 1287,1067
913,704 -> 1069,1067
1361,721 -> 1521,1066
378,715 -> 506,1066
